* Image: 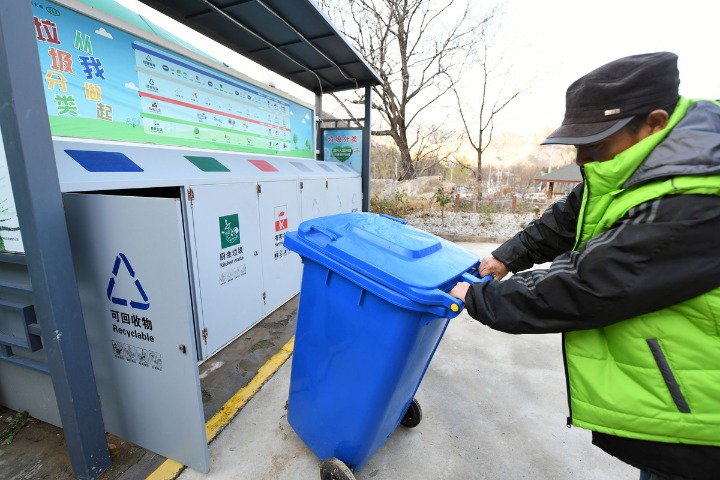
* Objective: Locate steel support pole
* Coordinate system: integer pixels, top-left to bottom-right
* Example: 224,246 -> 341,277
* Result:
362,86 -> 372,211
315,93 -> 323,160
0,2 -> 110,478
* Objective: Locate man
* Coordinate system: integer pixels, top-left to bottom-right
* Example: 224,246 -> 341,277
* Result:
450,52 -> 720,480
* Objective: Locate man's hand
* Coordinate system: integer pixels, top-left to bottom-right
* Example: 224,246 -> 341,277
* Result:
450,256 -> 508,302
450,281 -> 470,300
479,255 -> 509,280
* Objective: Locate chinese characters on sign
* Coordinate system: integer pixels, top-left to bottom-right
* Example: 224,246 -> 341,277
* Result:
32,1 -> 315,157
35,12 -> 111,121
322,128 -> 363,174
105,252 -> 159,370
273,205 -> 290,259
274,232 -> 290,260
218,213 -> 247,285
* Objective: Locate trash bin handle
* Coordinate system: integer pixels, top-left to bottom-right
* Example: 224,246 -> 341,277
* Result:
379,213 -> 407,224
461,272 -> 494,284
404,270 -> 492,321
306,225 -> 339,243
405,286 -> 463,320
434,272 -> 493,321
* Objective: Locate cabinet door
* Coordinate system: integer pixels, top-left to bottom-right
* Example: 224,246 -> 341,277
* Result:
187,183 -> 264,358
327,177 -> 362,214
258,180 -> 301,314
64,193 -> 209,473
299,178 -> 328,221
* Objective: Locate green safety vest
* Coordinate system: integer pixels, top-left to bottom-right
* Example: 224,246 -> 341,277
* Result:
566,98 -> 720,445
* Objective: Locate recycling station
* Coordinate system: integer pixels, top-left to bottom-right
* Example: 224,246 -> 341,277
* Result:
0,0 -> 379,474
57,141 -> 359,472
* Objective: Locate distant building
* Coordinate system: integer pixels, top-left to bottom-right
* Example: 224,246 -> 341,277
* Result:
536,163 -> 582,197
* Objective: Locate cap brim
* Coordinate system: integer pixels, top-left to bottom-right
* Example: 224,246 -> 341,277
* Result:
541,116 -> 634,145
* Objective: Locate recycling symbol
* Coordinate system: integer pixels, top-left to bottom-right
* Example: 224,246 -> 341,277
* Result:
106,253 -> 150,310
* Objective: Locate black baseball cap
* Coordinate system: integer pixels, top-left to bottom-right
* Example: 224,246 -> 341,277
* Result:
542,52 -> 680,146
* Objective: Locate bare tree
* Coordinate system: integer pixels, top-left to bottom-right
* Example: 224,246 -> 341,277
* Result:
412,124 -> 463,177
319,0 -> 498,180
452,34 -> 527,201
370,140 -> 401,179
509,162 -> 543,198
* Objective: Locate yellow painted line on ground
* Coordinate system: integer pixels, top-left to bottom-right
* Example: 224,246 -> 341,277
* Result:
146,336 -> 295,480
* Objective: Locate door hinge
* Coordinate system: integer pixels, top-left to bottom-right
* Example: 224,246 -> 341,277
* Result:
257,184 -> 262,196
202,327 -> 208,344
325,179 -> 329,188
187,187 -> 195,204
300,181 -> 304,190
262,291 -> 266,305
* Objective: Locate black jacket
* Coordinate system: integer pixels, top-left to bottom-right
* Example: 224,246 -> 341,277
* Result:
463,101 -> 720,479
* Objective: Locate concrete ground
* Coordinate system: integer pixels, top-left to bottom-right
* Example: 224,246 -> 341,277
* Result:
0,242 -> 639,480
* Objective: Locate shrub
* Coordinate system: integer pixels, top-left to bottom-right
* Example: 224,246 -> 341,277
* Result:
432,186 -> 452,223
369,190 -> 410,218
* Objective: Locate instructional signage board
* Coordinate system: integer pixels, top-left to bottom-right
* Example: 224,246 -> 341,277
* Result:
32,1 -> 314,157
321,127 -> 363,174
0,127 -> 24,253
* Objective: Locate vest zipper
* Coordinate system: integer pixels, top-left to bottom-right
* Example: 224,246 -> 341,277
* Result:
573,166 -> 588,251
565,167 -> 585,425
562,332 -> 573,428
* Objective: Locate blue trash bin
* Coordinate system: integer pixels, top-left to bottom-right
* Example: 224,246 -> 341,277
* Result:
284,212 -> 488,475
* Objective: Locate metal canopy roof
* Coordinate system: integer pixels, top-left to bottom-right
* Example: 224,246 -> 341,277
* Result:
135,0 -> 382,95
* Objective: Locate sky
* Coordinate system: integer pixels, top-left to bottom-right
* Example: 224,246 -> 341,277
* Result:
116,0 -> 718,136
494,0 -> 719,133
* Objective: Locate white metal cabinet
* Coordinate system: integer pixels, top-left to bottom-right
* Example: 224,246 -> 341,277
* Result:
299,178 -> 330,221
186,183 -> 265,359
257,180 -> 301,315
327,177 -> 362,214
299,176 -> 361,221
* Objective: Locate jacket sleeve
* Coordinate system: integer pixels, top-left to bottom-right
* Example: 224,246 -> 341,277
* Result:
492,183 -> 583,273
465,194 -> 720,334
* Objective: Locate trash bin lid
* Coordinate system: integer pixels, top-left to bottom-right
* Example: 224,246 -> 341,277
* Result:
287,213 -> 480,305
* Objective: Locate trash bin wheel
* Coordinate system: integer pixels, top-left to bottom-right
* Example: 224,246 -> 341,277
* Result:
400,398 -> 422,428
320,458 -> 356,480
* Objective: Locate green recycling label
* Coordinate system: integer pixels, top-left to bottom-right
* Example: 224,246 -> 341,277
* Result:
219,214 -> 240,248
331,146 -> 353,162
